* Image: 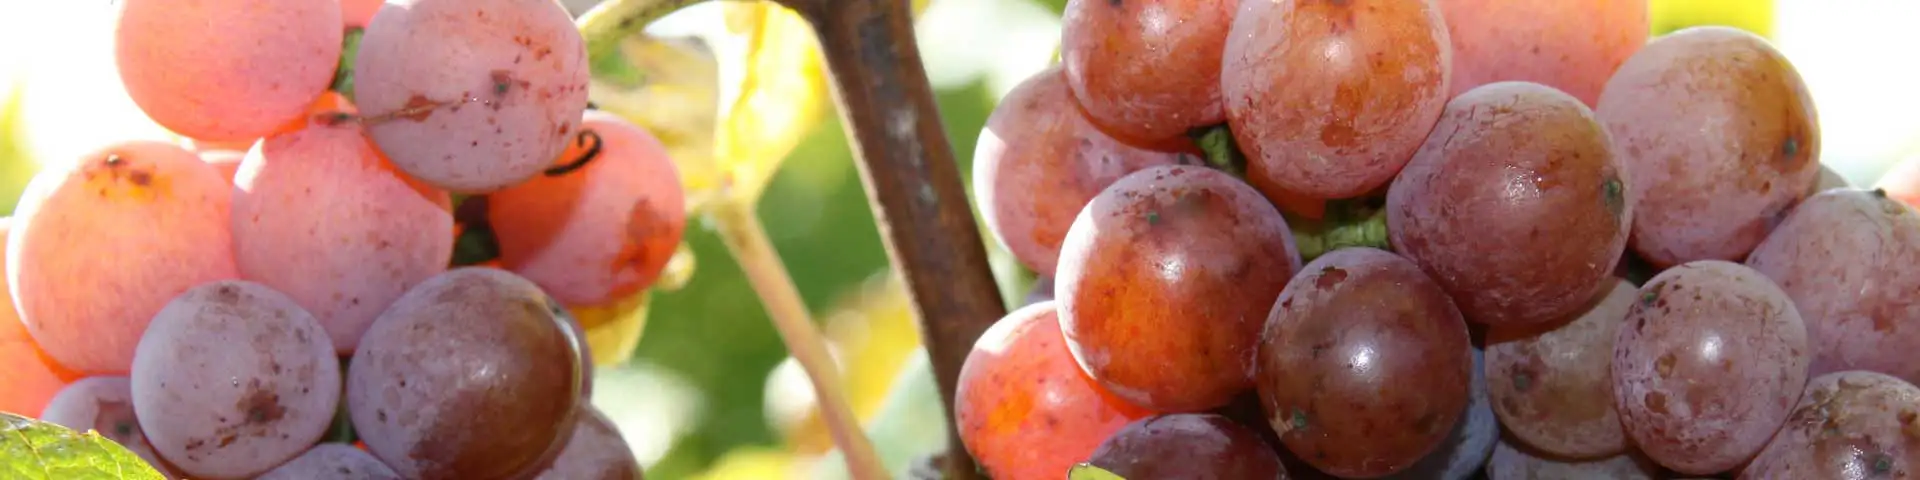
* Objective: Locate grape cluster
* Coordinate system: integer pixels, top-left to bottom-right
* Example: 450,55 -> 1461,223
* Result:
962,0 -> 1920,478
1,0 -> 685,478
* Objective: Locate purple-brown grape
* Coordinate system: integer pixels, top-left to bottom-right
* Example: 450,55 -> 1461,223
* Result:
1488,440 -> 1660,480
1741,370 -> 1920,478
1745,188 -> 1920,383
534,405 -> 643,480
1486,279 -> 1636,458
973,66 -> 1194,275
257,443 -> 403,480
1060,0 -> 1232,150
1056,165 -> 1302,412
1596,26 -> 1820,268
1387,81 -> 1632,326
1257,247 -> 1471,478
1612,260 -> 1810,475
1223,0 -> 1453,200
1086,413 -> 1288,479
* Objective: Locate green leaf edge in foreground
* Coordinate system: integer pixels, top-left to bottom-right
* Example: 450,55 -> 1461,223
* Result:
1068,463 -> 1128,480
0,412 -> 166,480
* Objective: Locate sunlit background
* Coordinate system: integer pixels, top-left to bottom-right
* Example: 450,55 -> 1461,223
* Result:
2,0 -> 1917,478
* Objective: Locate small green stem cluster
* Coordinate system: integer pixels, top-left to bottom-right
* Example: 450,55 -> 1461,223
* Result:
1189,124 -> 1390,262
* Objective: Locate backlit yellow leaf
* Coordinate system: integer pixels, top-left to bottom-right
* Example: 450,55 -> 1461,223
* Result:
713,2 -> 829,204
1649,0 -> 1774,38
572,290 -> 652,368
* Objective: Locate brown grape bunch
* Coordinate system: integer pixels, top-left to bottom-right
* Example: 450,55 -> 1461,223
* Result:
960,0 -> 1920,479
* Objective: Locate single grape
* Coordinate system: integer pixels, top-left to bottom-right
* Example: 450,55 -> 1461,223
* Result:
555,302 -> 595,397
1087,413 -> 1287,479
1596,26 -> 1820,268
1257,247 -> 1472,478
234,92 -> 454,353
1488,440 -> 1660,480
1223,0 -> 1452,200
1741,371 -> 1920,478
354,0 -> 590,193
1060,0 -> 1232,150
973,66 -> 1195,275
347,267 -> 582,480
1056,165 -> 1302,412
1486,279 -> 1636,458
1387,81 -> 1632,326
488,110 -> 687,306
40,377 -> 174,477
132,280 -> 341,480
1384,342 -> 1498,480
0,217 -> 78,417
1612,260 -> 1810,475
1436,0 -> 1649,106
343,0 -> 385,28
1745,189 -> 1920,383
534,405 -> 644,480
198,150 -> 245,185
258,443 -> 402,480
955,301 -> 1154,480
7,140 -> 240,374
1876,155 -> 1920,210
113,0 -> 341,141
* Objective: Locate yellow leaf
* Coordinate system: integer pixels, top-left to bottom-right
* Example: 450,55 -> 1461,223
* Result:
571,290 -> 653,368
713,2 -> 829,204
782,273 -> 923,453
1068,463 -> 1129,480
586,34 -> 724,210
689,447 -> 805,480
1649,0 -> 1774,38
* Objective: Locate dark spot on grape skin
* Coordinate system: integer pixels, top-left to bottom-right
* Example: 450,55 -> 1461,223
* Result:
129,170 -> 152,186
1645,391 -> 1669,414
1107,0 -> 1120,7
1315,267 -> 1348,289
1655,352 -> 1677,378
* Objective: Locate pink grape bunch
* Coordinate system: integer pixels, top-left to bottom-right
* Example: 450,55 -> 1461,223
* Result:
2,0 -> 689,478
960,0 -> 1920,478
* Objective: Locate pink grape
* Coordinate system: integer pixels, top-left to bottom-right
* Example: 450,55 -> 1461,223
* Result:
113,0 -> 341,141
1436,0 -> 1649,106
198,150 -> 245,185
40,377 -> 173,476
6,141 -> 240,374
0,217 -> 79,417
343,0 -> 385,29
1741,371 -> 1920,478
132,280 -> 341,480
257,444 -> 402,480
534,405 -> 643,480
1060,0 -> 1233,150
488,111 -> 687,306
1486,279 -> 1636,459
1612,260 -> 1810,475
1744,188 -> 1920,383
1596,26 -> 1821,268
1488,440 -> 1660,480
353,0 -> 591,193
1223,0 -> 1453,200
234,95 -> 454,353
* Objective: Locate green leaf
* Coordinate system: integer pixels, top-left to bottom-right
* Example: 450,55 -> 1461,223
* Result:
1068,463 -> 1128,480
0,413 -> 166,480
331,28 -> 366,101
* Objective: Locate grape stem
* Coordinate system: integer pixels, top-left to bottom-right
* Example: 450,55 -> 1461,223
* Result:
711,199 -> 891,480
1289,199 -> 1390,261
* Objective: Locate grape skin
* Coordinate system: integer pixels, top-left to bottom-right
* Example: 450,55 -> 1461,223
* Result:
1387,81 -> 1631,327
1384,342 -> 1498,480
1595,26 -> 1821,268
198,150 -> 245,186
1745,189 -> 1920,383
40,377 -> 174,477
132,280 -> 341,480
0,217 -> 77,417
235,98 -> 454,354
1086,414 -> 1286,479
1741,371 -> 1920,478
488,111 -> 687,306
954,301 -> 1153,480
1611,260 -> 1810,475
1060,0 -> 1232,150
1812,163 -> 1848,194
1486,279 -> 1635,458
1257,247 -> 1471,479
1435,0 -> 1649,106
533,405 -> 644,480
257,443 -> 402,480
343,0 -> 386,29
113,0 -> 341,141
1056,165 -> 1302,412
353,0 -> 591,193
1488,440 -> 1659,480
973,66 -> 1195,275
7,141 -> 240,374
347,267 -> 582,480
1223,0 -> 1453,200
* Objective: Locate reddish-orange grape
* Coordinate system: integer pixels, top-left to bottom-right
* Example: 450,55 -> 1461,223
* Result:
1742,371 -> 1920,478
1057,165 -> 1302,412
1596,27 -> 1820,268
1223,0 -> 1452,200
1387,81 -> 1631,326
1060,0 -> 1233,150
489,111 -> 687,306
114,0 -> 341,141
1257,247 -> 1471,479
343,0 -> 385,29
1612,260 -> 1810,475
955,301 -> 1155,480
1486,279 -> 1635,459
1745,189 -> 1920,383
1087,414 -> 1288,479
1436,0 -> 1649,106
0,218 -> 79,417
973,66 -> 1195,275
